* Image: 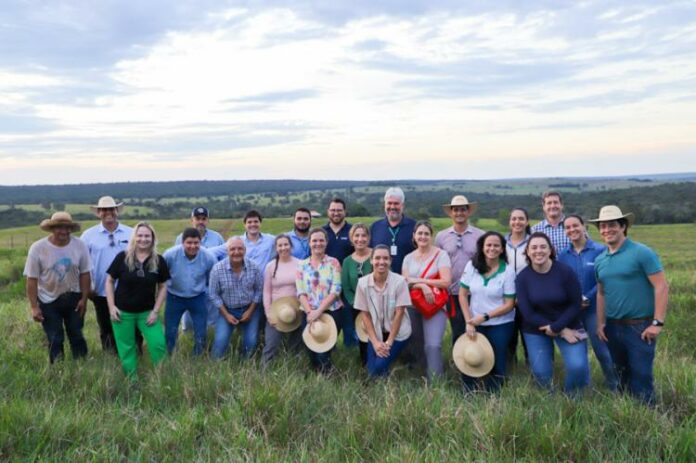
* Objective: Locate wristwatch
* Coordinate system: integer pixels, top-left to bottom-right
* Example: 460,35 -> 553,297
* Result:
483,313 -> 490,322
651,319 -> 664,327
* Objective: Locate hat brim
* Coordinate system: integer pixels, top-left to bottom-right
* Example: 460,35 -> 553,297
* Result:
452,333 -> 494,377
39,220 -> 81,233
90,204 -> 124,214
269,296 -> 302,333
588,212 -> 634,226
355,316 -> 369,343
302,313 -> 338,353
442,203 -> 477,216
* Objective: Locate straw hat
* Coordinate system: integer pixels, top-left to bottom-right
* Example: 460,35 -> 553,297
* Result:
39,211 -> 81,232
302,313 -> 338,353
588,205 -> 634,225
442,195 -> 477,215
452,333 -> 494,377
355,316 -> 369,343
268,296 -> 302,332
90,196 -> 124,214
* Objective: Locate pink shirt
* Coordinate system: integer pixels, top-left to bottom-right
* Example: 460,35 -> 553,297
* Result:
263,257 -> 300,316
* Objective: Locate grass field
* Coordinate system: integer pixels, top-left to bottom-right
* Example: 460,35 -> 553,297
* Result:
0,219 -> 694,461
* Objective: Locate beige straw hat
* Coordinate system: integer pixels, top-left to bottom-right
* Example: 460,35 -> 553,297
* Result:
90,196 -> 124,214
588,205 -> 634,225
302,313 -> 338,353
268,296 -> 302,332
355,316 -> 369,343
442,195 -> 477,215
39,211 -> 81,232
452,333 -> 494,377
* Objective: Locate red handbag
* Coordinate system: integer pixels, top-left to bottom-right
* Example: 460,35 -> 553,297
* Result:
409,251 -> 449,319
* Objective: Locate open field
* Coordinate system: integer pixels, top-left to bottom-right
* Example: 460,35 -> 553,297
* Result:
0,220 -> 694,461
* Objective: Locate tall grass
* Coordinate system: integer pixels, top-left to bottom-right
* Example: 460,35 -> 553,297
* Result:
1,222 -> 694,461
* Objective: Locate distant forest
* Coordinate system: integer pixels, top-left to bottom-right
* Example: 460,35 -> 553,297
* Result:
1,179 -> 695,228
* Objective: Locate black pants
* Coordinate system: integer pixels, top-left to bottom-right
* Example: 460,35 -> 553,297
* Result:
92,296 -> 142,354
40,292 -> 88,363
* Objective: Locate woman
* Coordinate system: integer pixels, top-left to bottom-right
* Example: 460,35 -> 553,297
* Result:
505,207 -> 531,364
296,228 -> 343,373
354,245 -> 411,377
558,214 -> 618,391
106,222 -> 169,378
262,234 -> 301,365
459,231 -> 516,392
341,223 -> 372,365
515,232 -> 589,393
402,220 -> 452,381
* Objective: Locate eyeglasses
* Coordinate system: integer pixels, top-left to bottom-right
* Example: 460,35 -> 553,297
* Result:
135,261 -> 145,278
456,234 -> 463,249
357,261 -> 365,278
108,234 -> 115,247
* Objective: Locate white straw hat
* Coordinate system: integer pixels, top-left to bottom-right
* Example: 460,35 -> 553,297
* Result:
442,195 -> 477,215
39,211 -> 81,232
302,313 -> 338,353
452,334 -> 494,377
90,196 -> 124,214
355,316 -> 369,343
588,205 -> 634,225
268,296 -> 302,333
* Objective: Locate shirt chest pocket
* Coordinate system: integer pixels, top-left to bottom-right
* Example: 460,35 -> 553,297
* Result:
386,297 -> 397,320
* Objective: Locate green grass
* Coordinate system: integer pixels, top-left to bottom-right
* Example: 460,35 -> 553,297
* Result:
0,222 -> 695,461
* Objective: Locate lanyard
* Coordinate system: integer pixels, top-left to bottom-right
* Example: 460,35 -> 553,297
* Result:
388,226 -> 400,245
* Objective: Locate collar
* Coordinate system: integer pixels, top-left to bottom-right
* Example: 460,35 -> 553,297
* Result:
289,230 -> 309,240
448,225 -> 474,235
367,272 -> 392,289
608,238 -> 631,256
243,232 -> 267,243
98,222 -> 124,234
541,216 -> 565,228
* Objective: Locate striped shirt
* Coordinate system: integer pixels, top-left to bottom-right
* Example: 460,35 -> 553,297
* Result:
531,218 -> 570,255
208,258 -> 263,309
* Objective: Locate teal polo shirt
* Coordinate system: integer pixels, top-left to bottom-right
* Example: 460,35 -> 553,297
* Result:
595,239 -> 663,320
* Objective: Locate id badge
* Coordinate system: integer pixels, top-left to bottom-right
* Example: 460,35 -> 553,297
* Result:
390,245 -> 398,256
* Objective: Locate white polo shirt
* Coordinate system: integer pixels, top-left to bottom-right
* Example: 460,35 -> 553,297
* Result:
460,260 -> 516,326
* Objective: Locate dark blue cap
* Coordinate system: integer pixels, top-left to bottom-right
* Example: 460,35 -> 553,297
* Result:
192,206 -> 209,217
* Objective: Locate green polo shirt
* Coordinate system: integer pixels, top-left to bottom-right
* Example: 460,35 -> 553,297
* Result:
595,239 -> 663,320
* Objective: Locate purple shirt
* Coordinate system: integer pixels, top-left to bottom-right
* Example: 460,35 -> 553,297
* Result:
435,224 -> 484,295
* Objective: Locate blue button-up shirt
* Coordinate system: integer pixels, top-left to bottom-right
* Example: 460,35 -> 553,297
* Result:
163,245 -> 217,298
175,228 -> 225,248
240,232 -> 275,275
369,216 -> 416,273
531,217 -> 570,255
81,222 -> 133,296
557,238 -> 606,312
287,230 -> 310,260
323,222 -> 353,263
208,258 -> 263,310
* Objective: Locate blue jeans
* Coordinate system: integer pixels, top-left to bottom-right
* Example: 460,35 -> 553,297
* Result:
165,292 -> 207,355
461,322 -> 515,392
582,309 -> 619,391
605,320 -> 656,405
211,304 -> 262,359
523,332 -> 590,393
341,301 -> 358,348
367,337 -> 409,377
39,292 -> 88,363
303,310 -> 341,373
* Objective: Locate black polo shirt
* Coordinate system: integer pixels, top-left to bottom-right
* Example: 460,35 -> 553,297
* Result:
107,251 -> 170,313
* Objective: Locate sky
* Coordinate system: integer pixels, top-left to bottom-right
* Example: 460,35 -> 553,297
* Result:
1,0 -> 695,185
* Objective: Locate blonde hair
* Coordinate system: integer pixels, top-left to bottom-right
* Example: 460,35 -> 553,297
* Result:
349,223 -> 370,243
125,222 -> 159,273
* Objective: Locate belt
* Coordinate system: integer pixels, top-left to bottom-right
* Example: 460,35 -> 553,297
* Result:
607,317 -> 651,325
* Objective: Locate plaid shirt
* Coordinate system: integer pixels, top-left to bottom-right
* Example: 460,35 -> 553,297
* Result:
208,258 -> 263,309
531,217 -> 571,255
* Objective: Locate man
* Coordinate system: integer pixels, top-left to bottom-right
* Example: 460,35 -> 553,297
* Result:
176,206 -> 224,330
369,187 -> 416,273
592,205 -> 669,405
175,206 -> 225,248
531,191 -> 570,253
209,237 -> 264,359
323,198 -> 353,263
287,207 -> 312,260
24,212 -> 91,363
435,195 -> 484,346
163,228 -> 217,356
81,196 -> 135,353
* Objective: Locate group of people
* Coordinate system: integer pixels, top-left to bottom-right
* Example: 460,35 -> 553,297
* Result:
23,187 -> 668,405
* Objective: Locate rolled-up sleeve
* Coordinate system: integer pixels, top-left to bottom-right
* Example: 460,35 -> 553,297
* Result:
208,265 -> 224,309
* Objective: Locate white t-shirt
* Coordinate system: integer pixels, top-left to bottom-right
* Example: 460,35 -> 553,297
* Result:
23,237 -> 92,304
459,260 -> 516,326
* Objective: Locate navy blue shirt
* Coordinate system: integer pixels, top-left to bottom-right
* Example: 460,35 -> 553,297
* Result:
515,261 -> 582,334
557,238 -> 606,312
323,222 -> 353,263
369,216 -> 416,273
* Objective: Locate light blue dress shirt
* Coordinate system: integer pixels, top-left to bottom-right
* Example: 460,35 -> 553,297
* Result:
175,228 -> 225,248
163,245 -> 217,298
81,222 -> 133,296
287,230 -> 310,260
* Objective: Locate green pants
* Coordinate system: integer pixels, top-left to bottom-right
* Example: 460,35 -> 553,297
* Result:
111,311 -> 166,378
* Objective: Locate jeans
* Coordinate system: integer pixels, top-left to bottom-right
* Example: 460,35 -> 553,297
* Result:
523,332 -> 590,393
605,320 -> 656,405
211,305 -> 262,359
303,310 -> 341,373
261,321 -> 303,365
39,292 -> 88,363
448,295 -> 467,347
165,292 -> 207,355
367,337 -> 409,377
340,301 -> 359,348
182,297 -> 219,330
111,310 -> 166,378
582,309 -> 619,391
461,322 -> 515,392
506,306 -> 528,364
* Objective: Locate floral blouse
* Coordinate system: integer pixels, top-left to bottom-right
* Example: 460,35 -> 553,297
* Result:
296,255 -> 343,312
